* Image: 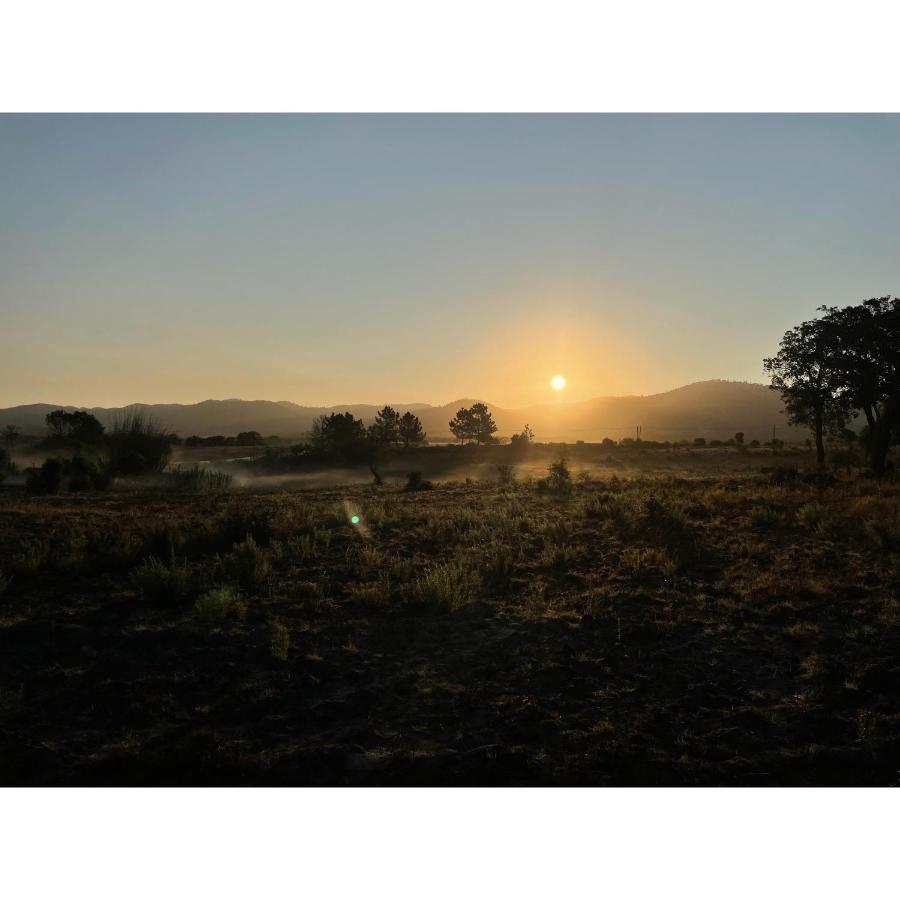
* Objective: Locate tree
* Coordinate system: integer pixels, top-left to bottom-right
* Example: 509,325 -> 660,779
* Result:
469,403 -> 497,444
449,407 -> 476,443
449,403 -> 498,445
398,411 -> 426,447
733,431 -> 744,446
818,297 -> 900,475
764,316 -> 846,468
44,409 -> 105,444
310,412 -> 368,462
2,425 -> 21,449
370,406 -> 401,447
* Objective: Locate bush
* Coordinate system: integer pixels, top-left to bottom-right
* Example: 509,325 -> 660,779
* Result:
412,560 -> 478,612
768,466 -> 799,485
133,554 -> 194,605
193,585 -> 245,623
404,471 -> 433,491
107,411 -> 172,475
496,464 -> 516,487
25,458 -> 64,495
749,501 -> 782,528
537,457 -> 573,494
65,456 -> 110,491
223,534 -> 271,587
168,465 -> 233,493
621,547 -> 676,584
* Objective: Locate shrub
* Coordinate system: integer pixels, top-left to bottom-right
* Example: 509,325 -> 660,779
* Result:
25,458 -> 64,495
749,501 -> 782,528
133,554 -> 194,605
537,457 -> 573,494
404,471 -> 433,491
768,466 -> 799,485
168,465 -> 233,493
479,544 -> 516,592
269,621 -> 291,661
496,464 -> 516,487
107,411 -> 172,475
621,547 -> 676,584
863,510 -> 900,554
65,456 -> 110,491
412,560 -> 479,612
540,541 -> 576,570
194,585 -> 245,623
223,534 -> 271,587
795,503 -> 822,532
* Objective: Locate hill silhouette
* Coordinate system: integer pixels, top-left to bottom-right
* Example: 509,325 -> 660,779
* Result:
0,380 -> 801,443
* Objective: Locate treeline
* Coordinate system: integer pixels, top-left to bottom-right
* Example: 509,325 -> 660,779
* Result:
292,407 -> 426,463
765,296 -> 899,473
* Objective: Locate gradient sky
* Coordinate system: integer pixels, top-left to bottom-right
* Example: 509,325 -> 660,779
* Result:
2,114 -> 899,409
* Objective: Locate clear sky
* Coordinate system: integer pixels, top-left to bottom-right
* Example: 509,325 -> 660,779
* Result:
2,114 -> 898,408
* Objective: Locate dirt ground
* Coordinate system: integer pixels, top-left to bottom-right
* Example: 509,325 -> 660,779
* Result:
1,451 -> 899,785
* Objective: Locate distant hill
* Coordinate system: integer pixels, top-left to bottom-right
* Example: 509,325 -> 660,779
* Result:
0,381 -> 802,443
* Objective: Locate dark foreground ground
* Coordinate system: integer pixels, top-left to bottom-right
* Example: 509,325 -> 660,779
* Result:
2,453 -> 899,785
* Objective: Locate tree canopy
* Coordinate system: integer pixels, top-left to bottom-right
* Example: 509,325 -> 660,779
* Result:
765,296 -> 900,473
449,402 -> 497,444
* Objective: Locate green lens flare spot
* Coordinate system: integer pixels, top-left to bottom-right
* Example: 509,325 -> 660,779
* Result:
350,515 -> 360,525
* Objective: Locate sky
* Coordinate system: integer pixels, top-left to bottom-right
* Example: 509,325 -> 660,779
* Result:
2,114 -> 899,409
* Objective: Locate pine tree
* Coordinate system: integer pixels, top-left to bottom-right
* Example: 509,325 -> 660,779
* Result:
398,411 -> 426,447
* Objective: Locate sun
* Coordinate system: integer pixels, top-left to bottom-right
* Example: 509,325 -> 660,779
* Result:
550,374 -> 566,391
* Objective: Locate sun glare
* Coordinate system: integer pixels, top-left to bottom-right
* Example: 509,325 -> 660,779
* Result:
550,374 -> 566,391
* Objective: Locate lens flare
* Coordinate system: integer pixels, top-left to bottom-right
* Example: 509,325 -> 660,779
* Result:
350,514 -> 360,525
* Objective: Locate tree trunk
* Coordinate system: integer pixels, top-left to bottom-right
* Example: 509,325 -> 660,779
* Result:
813,406 -> 825,468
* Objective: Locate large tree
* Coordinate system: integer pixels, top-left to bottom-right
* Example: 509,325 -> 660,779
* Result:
764,315 -> 847,467
449,407 -> 476,443
819,296 -> 900,475
469,402 -> 498,444
370,406 -> 401,447
398,411 -> 426,447
309,412 -> 368,462
44,409 -> 105,444
450,403 -> 498,445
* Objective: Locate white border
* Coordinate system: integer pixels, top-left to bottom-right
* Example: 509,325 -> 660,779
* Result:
1,1 -> 899,112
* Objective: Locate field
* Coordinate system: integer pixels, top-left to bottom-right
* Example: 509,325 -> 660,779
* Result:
1,447 -> 899,785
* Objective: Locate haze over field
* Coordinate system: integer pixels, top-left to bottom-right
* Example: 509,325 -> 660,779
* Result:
3,114 -> 900,410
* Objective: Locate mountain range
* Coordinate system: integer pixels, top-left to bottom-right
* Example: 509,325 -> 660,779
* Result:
0,380 -> 801,443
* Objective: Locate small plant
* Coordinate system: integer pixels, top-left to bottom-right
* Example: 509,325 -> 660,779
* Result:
132,554 -> 194,605
0,569 -> 10,595
479,544 -> 516,592
412,560 -> 479,612
269,620 -> 291,661
193,585 -> 245,623
223,534 -> 271,588
621,547 -> 676,584
496,464 -> 516,487
540,541 -> 576,570
795,502 -> 821,532
749,501 -> 782,528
